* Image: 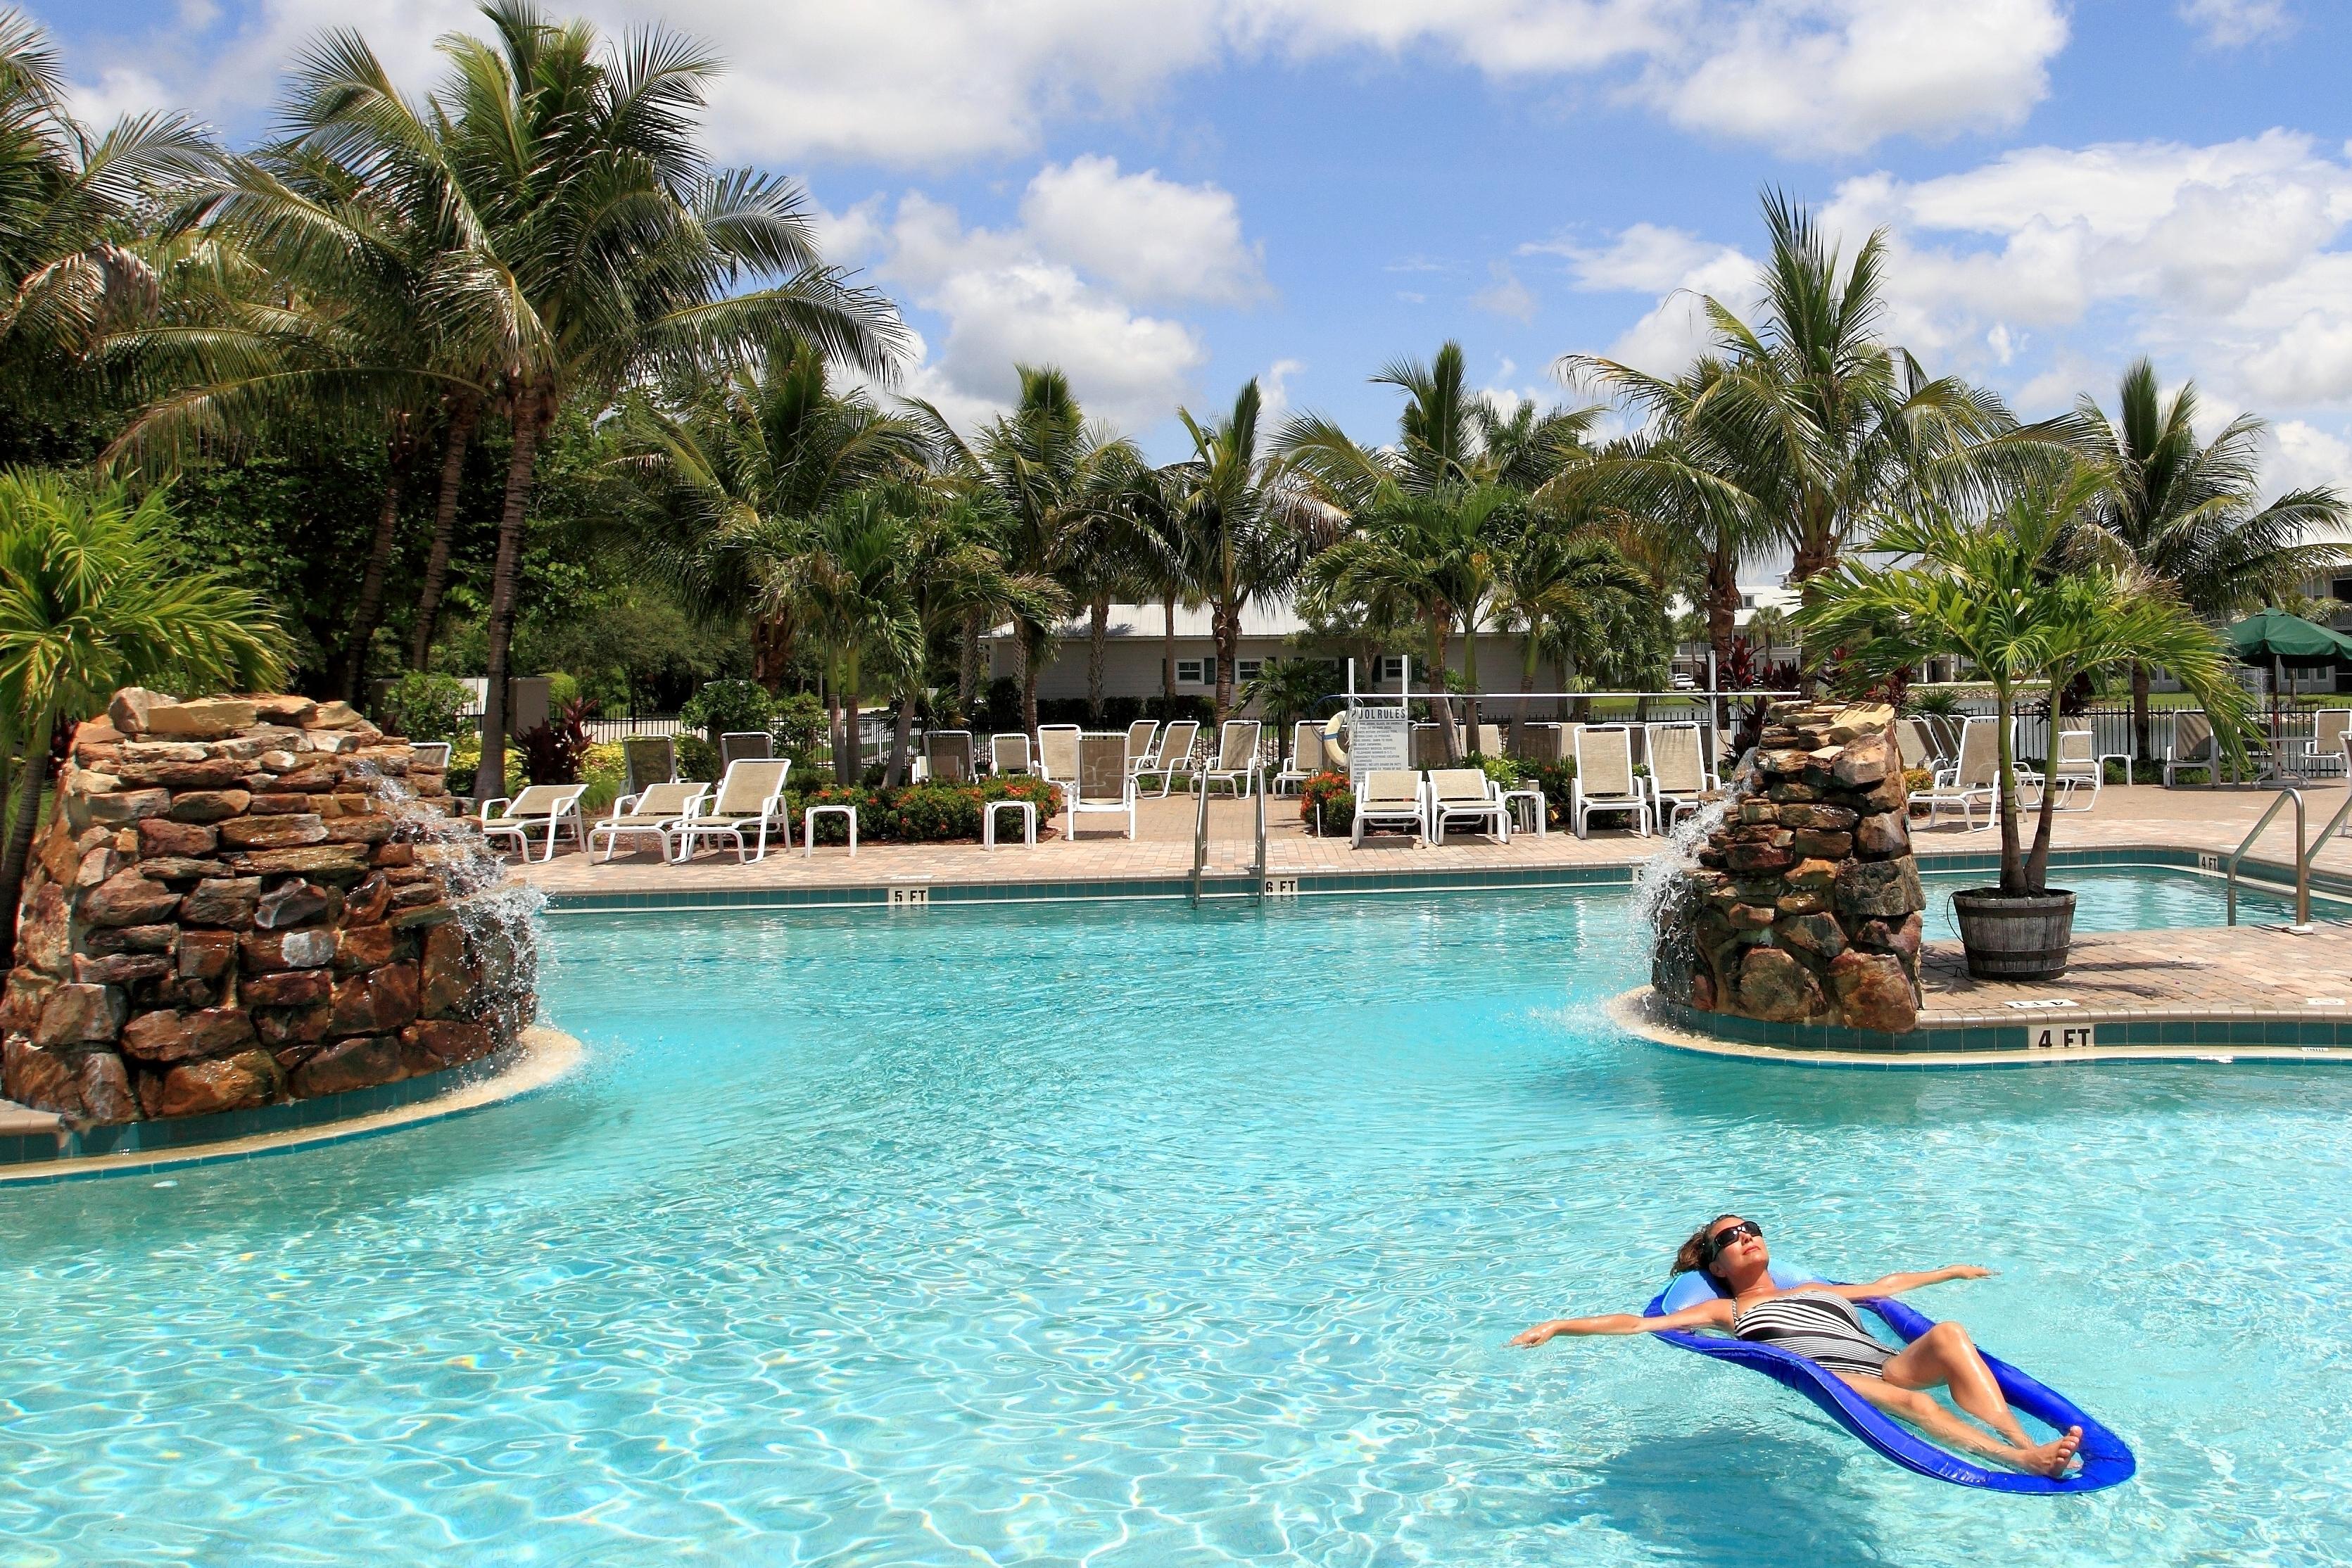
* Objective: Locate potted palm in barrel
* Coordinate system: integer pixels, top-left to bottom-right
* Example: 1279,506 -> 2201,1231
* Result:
1797,466 -> 2251,979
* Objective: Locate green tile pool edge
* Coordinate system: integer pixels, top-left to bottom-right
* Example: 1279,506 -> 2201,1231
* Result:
0,1049 -> 525,1178
533,844 -> 2307,915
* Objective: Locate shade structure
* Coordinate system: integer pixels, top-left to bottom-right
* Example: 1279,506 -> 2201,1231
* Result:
2223,609 -> 2352,662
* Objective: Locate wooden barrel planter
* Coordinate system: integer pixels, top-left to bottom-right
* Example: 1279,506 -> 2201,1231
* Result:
1951,888 -> 2078,981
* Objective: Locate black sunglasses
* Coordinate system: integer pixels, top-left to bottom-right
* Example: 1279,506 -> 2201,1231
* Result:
1706,1220 -> 1763,1258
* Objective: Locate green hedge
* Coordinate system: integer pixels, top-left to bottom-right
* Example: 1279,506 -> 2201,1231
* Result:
791,778 -> 1061,845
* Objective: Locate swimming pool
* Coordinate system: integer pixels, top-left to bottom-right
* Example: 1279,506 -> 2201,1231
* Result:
0,868 -> 2346,1564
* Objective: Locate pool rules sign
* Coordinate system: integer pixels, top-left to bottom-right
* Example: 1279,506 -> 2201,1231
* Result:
1348,706 -> 1410,785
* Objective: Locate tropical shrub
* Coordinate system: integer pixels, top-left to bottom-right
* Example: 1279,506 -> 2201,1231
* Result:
675,735 -> 719,783
579,742 -> 628,814
518,697 -> 594,785
790,777 -> 1061,844
375,670 -> 473,743
773,692 -> 826,768
680,678 -> 773,740
1300,771 -> 1354,834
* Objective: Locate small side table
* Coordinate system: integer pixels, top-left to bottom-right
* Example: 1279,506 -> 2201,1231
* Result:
984,799 -> 1037,849
1500,787 -> 1547,838
804,803 -> 858,856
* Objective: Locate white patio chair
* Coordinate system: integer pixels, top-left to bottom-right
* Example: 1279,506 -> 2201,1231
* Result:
408,741 -> 452,771
2033,728 -> 2102,812
478,783 -> 588,863
1274,721 -> 1327,795
1472,723 -> 1503,757
620,734 -> 677,796
1133,719 -> 1200,797
2300,709 -> 2352,779
671,758 -> 792,863
1645,721 -> 1718,833
1351,769 -> 1427,847
1035,724 -> 1081,787
717,731 -> 773,770
1064,733 -> 1138,841
1570,726 -> 1648,839
1199,720 -> 1263,799
1911,716 -> 2005,828
2162,710 -> 2224,789
1123,719 -> 1159,776
588,780 -> 707,861
989,732 -> 1032,777
1892,718 -> 1937,775
924,729 -> 975,785
1427,768 -> 1508,845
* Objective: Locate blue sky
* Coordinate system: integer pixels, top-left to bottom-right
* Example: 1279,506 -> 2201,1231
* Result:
42,1 -> 2352,492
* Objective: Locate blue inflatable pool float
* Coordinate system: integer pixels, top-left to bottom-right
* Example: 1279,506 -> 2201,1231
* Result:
1643,1267 -> 2135,1493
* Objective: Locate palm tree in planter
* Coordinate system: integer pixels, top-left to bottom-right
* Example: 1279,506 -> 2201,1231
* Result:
1796,464 -> 2251,978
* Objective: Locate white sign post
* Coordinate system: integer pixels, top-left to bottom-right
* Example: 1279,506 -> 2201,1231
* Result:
1348,706 -> 1410,785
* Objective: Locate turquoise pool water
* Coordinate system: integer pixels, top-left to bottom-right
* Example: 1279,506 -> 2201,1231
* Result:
1,868 -> 2348,1564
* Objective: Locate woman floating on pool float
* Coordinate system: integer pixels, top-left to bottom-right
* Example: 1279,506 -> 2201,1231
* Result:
1510,1213 -> 2087,1479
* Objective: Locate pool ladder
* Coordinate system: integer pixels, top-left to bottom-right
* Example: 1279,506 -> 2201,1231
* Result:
2223,785 -> 2352,930
1187,762 -> 1270,906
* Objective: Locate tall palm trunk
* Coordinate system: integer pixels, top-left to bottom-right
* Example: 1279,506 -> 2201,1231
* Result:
1086,593 -> 1110,726
1707,550 -> 1741,736
1212,602 -> 1240,723
2130,662 -> 2151,769
0,700 -> 55,968
1995,686 -> 2024,894
886,692 -> 915,788
410,393 -> 481,671
1512,633 -> 1540,757
2023,678 -> 2068,892
959,609 -> 982,721
1018,628 -> 1042,738
837,655 -> 862,786
1461,617 -> 1482,753
1161,592 -> 1177,718
339,446 -> 406,704
477,387 -> 548,802
1428,617 -> 1461,764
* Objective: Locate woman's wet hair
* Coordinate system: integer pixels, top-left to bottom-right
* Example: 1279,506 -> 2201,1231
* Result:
1671,1214 -> 1745,1275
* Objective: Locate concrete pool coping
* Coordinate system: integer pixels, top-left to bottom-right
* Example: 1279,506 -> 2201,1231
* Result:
0,1027 -> 584,1185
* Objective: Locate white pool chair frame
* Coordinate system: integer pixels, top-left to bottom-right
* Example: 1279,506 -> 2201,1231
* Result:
1123,719 -> 1160,776
2162,710 -> 2223,789
989,732 -> 1032,777
1570,726 -> 1649,840
1200,720 -> 1263,799
1064,733 -> 1138,841
1132,719 -> 1201,797
1274,721 -> 1327,795
1644,721 -> 1717,833
1911,716 -> 2009,828
588,780 -> 708,861
479,783 -> 588,862
408,741 -> 452,771
1035,724 -> 1082,787
1426,768 -> 1508,845
922,728 -> 976,785
1351,769 -> 1427,847
670,758 -> 793,863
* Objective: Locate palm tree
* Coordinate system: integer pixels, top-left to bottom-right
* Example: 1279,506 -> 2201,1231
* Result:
911,365 -> 1133,735
1797,465 -> 2252,893
1302,482 -> 1516,761
609,341 -> 930,688
2070,359 -> 2347,759
0,12 -> 220,423
1164,379 -> 1334,721
0,472 -> 288,963
1491,524 -> 1654,749
1563,191 -> 2030,591
288,1 -> 904,790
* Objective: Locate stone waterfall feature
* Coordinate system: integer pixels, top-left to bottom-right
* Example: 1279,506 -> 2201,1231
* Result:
1651,700 -> 1926,1033
2,690 -> 537,1124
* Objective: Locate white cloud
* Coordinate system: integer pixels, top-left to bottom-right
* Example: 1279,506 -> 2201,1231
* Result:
1017,156 -> 1265,305
1538,222 -> 1747,293
93,0 -> 2070,167
2179,0 -> 2293,49
1258,358 -> 1307,425
64,66 -> 179,127
1636,0 -> 2068,158
1471,262 -> 1538,322
1548,227 -> 1762,377
2268,419 -> 2352,502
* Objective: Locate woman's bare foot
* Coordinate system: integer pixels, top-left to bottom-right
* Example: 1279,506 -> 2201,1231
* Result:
2011,1425 -> 2083,1477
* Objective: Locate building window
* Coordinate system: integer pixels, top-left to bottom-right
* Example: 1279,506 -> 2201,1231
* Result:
1174,657 -> 1206,685
1234,658 -> 1263,683
1378,656 -> 1405,682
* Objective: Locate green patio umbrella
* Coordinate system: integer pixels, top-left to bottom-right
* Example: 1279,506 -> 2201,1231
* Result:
2223,609 -> 2352,755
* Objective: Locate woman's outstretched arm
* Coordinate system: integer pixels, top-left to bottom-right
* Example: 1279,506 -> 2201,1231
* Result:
1823,1265 -> 1992,1300
1510,1298 -> 1732,1346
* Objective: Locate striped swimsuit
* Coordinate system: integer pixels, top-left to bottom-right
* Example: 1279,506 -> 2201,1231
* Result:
1732,1290 -> 1897,1377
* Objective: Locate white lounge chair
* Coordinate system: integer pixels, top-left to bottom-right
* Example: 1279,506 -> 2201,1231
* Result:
1036,724 -> 1081,787
588,780 -> 707,861
1352,769 -> 1427,847
1645,721 -> 1717,833
923,729 -> 975,785
2035,728 -> 2101,812
1892,718 -> 1937,775
1911,716 -> 2006,828
1123,720 -> 1159,776
1571,726 -> 1648,839
1274,721 -> 1327,795
1201,720 -> 1263,799
2162,711 -> 2222,789
989,732 -> 1032,777
1133,719 -> 1199,797
620,734 -> 677,796
671,758 -> 792,863
1427,768 -> 1508,845
479,783 -> 588,863
1064,733 -> 1138,841
2300,709 -> 2352,779
718,731 -> 773,770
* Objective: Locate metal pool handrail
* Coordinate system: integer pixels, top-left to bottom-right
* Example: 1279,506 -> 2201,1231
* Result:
1252,764 -> 1268,899
2226,787 -> 2309,930
1190,765 -> 1210,905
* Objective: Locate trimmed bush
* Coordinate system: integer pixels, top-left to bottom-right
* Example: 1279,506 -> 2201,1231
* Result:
375,671 -> 472,744
1300,771 -> 1354,834
791,777 -> 1062,845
